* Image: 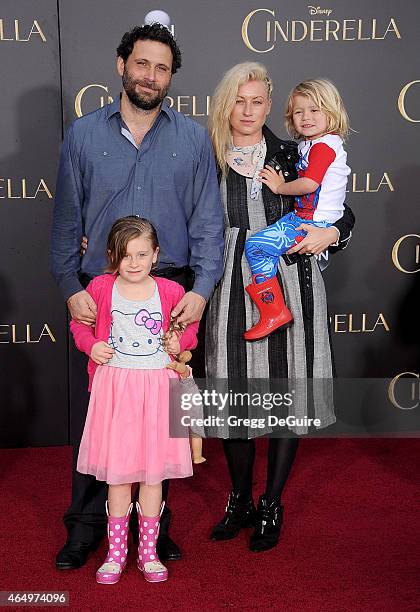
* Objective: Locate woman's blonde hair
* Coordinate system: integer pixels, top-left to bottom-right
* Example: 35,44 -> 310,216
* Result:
208,62 -> 272,176
285,78 -> 349,141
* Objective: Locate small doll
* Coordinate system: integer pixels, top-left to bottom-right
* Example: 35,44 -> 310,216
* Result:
164,318 -> 206,464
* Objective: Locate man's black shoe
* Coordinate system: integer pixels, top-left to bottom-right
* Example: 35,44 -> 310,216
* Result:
211,491 -> 256,541
156,504 -> 182,560
55,541 -> 100,570
156,534 -> 182,561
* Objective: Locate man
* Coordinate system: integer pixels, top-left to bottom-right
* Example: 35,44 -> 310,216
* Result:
51,23 -> 224,570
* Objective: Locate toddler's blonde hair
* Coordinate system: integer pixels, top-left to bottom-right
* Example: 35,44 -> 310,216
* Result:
285,78 -> 349,141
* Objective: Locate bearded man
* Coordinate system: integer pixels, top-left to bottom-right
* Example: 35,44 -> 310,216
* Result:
50,23 -> 223,570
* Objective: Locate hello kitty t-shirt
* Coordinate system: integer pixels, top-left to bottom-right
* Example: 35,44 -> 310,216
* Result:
107,283 -> 171,369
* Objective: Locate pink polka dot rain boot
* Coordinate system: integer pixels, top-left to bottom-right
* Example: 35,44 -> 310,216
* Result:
96,502 -> 133,585
136,501 -> 168,583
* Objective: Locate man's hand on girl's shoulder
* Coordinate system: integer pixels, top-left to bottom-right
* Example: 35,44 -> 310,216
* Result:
171,291 -> 206,325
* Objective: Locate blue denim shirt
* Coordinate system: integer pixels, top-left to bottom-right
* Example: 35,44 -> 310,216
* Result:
50,98 -> 224,301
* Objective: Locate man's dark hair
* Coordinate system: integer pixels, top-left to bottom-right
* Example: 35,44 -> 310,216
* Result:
117,24 -> 182,74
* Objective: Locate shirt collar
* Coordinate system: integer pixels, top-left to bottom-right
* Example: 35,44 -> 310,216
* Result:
106,95 -> 173,122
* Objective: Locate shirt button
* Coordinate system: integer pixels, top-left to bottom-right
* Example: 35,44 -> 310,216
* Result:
103,151 -> 108,156
137,186 -> 142,191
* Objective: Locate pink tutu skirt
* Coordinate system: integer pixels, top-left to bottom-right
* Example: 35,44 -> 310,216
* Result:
77,366 -> 193,485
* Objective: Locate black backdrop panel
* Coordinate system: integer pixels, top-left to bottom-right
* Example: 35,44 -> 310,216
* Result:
1,1 -> 419,445
0,0 -> 68,446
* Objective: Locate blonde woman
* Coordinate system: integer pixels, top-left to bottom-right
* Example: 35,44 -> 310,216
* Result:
206,63 -> 354,552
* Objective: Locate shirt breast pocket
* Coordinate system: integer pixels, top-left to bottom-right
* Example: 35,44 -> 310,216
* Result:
90,153 -> 131,192
152,152 -> 192,191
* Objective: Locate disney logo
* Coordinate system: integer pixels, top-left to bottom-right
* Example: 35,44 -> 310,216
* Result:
308,6 -> 333,16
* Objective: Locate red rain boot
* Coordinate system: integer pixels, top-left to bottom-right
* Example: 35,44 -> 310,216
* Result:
244,275 -> 293,341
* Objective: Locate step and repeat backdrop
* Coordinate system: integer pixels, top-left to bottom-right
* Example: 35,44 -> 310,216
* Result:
1,0 -> 419,446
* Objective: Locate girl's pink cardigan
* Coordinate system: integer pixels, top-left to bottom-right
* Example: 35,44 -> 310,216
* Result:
70,274 -> 199,390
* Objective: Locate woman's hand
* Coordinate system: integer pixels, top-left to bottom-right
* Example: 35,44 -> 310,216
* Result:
91,341 -> 114,365
259,165 -> 285,194
287,225 -> 340,256
80,235 -> 88,256
164,332 -> 181,355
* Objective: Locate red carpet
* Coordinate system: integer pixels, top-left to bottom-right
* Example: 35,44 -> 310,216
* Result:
1,439 -> 418,611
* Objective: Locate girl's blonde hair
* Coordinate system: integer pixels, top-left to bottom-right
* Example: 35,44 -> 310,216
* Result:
208,62 -> 272,175
285,78 -> 349,141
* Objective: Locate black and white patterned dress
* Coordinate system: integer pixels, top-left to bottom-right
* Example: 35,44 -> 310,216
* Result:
205,127 -> 353,435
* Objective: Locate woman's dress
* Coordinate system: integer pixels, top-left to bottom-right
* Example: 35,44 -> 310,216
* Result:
205,127 -> 346,436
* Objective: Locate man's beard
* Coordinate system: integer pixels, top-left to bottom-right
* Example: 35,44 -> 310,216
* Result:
122,68 -> 170,111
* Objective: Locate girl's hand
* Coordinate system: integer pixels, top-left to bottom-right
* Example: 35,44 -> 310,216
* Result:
91,341 -> 115,365
259,165 -> 285,194
164,332 -> 181,355
287,225 -> 340,256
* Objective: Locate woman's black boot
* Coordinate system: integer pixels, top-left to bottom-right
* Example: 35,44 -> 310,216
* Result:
249,494 -> 283,552
211,491 -> 256,541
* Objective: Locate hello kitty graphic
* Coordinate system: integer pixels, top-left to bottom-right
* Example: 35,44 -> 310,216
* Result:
109,308 -> 164,357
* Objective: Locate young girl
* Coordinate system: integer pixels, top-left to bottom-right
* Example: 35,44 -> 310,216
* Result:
244,78 -> 350,340
70,216 -> 198,585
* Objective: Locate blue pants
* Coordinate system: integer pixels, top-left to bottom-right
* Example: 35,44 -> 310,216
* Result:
245,212 -> 331,282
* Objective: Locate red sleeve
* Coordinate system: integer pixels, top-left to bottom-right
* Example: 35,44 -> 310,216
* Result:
304,142 -> 336,184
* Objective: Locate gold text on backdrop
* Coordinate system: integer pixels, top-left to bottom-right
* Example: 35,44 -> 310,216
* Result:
242,9 -> 401,52
0,324 -> 56,343
388,372 -> 419,410
350,173 -> 394,193
398,81 -> 420,122
0,19 -> 46,42
75,84 -> 113,118
166,96 -> 211,117
75,85 -> 211,118
330,314 -> 390,333
0,179 -> 52,199
391,235 -> 420,274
